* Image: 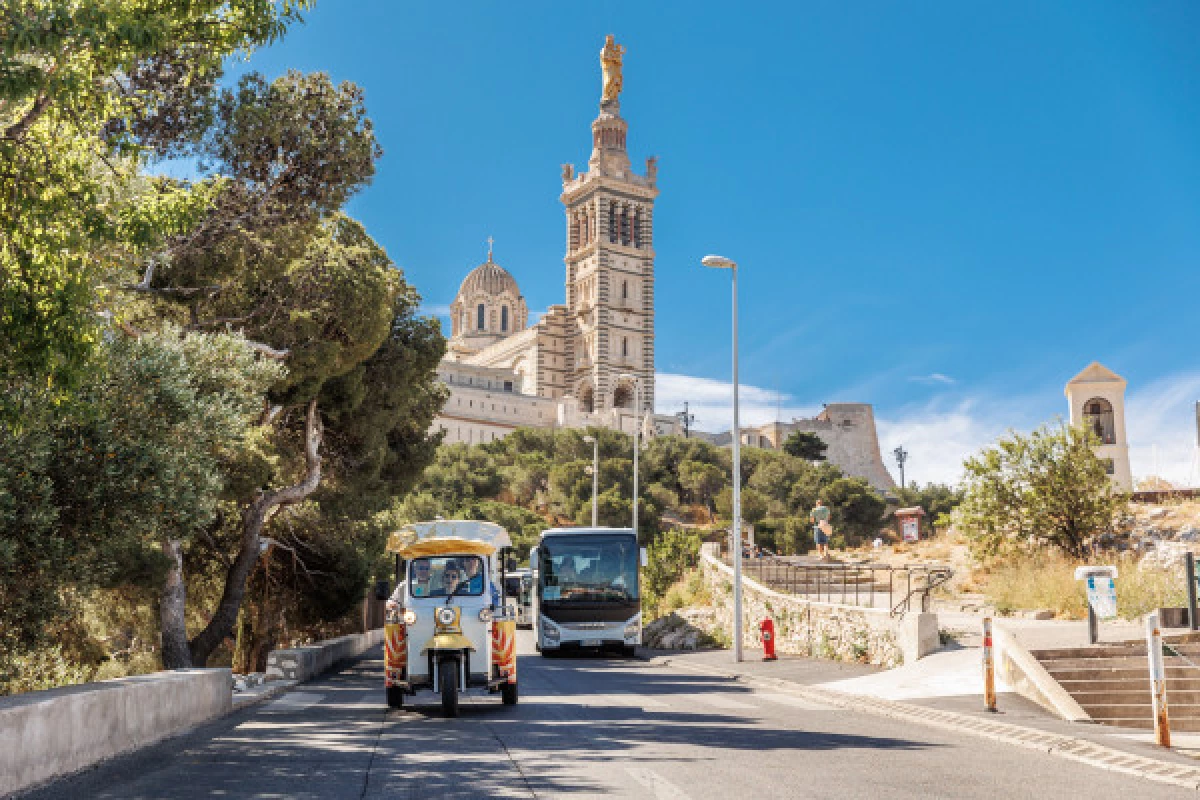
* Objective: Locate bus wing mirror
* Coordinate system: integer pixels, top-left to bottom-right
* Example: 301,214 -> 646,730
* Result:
640,547 -> 648,568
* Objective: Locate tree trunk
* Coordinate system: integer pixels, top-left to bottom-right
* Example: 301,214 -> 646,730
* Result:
189,398 -> 323,666
160,537 -> 193,669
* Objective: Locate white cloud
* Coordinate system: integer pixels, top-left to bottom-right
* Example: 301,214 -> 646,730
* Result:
654,372 -> 816,432
909,373 -> 956,386
1126,371 -> 1200,487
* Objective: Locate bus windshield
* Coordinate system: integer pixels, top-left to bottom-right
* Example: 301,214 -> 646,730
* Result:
539,534 -> 639,604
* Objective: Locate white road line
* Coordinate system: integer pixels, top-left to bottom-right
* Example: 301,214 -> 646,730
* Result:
624,767 -> 692,799
754,691 -> 836,711
692,693 -> 758,710
265,691 -> 325,712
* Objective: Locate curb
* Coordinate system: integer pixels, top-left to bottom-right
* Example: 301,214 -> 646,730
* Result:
650,655 -> 1200,792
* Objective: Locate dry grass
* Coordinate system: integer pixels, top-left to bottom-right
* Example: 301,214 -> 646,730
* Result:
981,553 -> 1188,620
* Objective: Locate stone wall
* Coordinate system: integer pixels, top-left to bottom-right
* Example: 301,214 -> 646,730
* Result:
0,668 -> 231,796
696,554 -> 938,668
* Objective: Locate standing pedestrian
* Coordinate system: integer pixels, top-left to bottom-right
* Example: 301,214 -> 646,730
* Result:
810,499 -> 832,560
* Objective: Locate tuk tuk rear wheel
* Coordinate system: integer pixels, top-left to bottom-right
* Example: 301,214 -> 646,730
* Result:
501,682 -> 518,705
386,686 -> 404,709
439,659 -> 459,717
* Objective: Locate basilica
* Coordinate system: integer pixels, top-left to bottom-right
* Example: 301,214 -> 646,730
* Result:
429,38 -> 896,492
432,36 -> 677,446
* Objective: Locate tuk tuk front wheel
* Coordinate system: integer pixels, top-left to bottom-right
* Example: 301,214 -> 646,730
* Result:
501,681 -> 518,705
386,686 -> 404,709
439,659 -> 459,717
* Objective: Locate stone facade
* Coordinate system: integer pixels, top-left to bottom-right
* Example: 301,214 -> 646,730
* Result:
697,404 -> 896,491
1065,362 -> 1133,491
431,37 -> 674,447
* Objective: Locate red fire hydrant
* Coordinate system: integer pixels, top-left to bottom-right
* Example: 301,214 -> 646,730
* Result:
760,618 -> 778,661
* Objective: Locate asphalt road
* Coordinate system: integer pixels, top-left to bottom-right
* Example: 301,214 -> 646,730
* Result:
25,633 -> 1191,799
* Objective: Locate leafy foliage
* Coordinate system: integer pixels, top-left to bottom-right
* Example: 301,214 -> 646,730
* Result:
957,423 -> 1126,559
782,431 -> 827,461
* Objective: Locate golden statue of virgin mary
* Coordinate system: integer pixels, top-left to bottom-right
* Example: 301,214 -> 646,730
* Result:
600,35 -> 626,103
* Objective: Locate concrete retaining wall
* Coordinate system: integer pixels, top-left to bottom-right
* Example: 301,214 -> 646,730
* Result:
0,669 -> 231,797
699,554 -> 938,668
265,628 -> 385,683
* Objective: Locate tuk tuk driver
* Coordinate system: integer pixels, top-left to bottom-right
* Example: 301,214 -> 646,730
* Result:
434,562 -> 465,597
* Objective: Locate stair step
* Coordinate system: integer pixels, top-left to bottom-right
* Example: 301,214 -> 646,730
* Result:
1059,678 -> 1200,692
1032,646 -> 1148,659
1041,657 -> 1200,670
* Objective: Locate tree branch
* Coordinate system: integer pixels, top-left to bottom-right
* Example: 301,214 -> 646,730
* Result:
245,341 -> 290,361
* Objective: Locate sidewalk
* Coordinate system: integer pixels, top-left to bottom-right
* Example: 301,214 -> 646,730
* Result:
646,646 -> 1200,791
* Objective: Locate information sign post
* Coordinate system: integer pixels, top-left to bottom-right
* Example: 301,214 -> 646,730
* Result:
1075,566 -> 1119,645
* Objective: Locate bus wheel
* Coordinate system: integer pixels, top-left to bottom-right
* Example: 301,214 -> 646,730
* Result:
439,659 -> 459,717
386,686 -> 404,709
622,645 -> 637,658
501,682 -> 518,705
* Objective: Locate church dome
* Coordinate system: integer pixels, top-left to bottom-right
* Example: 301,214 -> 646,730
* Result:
458,256 -> 521,299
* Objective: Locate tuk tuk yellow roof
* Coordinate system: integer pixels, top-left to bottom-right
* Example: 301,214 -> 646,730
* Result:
385,520 -> 512,558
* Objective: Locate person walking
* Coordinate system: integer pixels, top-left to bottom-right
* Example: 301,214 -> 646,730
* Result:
810,499 -> 833,560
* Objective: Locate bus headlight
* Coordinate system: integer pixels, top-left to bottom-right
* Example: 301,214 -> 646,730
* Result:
403,609 -> 418,626
624,617 -> 641,640
541,619 -> 560,641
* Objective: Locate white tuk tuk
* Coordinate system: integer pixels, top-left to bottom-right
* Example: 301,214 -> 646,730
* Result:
384,521 -> 518,716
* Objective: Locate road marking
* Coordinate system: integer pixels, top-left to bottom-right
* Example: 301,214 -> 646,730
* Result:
755,691 -> 835,711
624,767 -> 692,799
692,693 -> 758,710
266,691 -> 325,711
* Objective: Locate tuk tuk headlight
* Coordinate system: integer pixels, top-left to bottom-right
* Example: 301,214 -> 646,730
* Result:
402,609 -> 417,626
478,607 -> 493,622
437,607 -> 456,626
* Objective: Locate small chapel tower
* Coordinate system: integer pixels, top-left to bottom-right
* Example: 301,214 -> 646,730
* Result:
1066,362 -> 1133,491
560,35 -> 658,416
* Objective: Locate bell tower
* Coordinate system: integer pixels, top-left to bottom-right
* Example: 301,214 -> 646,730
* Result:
561,35 -> 658,415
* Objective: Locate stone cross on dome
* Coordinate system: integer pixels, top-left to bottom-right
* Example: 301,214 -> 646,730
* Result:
486,236 -> 494,262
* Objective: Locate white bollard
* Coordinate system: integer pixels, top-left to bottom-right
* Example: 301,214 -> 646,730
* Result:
982,616 -> 997,712
1146,611 -> 1171,748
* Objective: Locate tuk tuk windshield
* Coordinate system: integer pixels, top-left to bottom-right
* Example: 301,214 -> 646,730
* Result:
410,556 -> 486,598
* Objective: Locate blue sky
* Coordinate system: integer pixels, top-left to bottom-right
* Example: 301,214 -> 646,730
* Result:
228,1 -> 1200,485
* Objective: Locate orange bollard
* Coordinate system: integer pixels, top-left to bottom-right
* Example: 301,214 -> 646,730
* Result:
760,618 -> 778,661
982,617 -> 997,712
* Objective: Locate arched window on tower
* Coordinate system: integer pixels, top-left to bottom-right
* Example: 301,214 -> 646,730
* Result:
609,204 -> 618,243
622,337 -> 628,358
1083,398 -> 1116,445
477,304 -> 485,331
501,305 -> 509,332
622,280 -> 628,302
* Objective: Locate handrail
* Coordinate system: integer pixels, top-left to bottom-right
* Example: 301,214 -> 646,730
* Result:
889,566 -> 953,618
725,554 -> 953,615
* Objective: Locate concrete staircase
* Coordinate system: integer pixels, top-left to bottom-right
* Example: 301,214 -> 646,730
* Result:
1033,637 -> 1200,730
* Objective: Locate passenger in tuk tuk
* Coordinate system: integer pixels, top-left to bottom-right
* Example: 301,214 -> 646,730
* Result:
411,559 -> 432,597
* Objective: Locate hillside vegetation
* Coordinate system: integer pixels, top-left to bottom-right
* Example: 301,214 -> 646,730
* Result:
394,426 -> 896,560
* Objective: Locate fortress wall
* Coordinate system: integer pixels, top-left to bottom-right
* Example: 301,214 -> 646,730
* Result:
787,404 -> 896,490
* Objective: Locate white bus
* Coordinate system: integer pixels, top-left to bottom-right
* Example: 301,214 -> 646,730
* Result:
530,527 -> 644,656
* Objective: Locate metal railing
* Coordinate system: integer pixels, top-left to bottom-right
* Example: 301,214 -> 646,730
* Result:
727,555 -> 952,617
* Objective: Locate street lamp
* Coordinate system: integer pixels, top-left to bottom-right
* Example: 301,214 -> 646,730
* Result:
893,446 -> 908,489
701,253 -> 743,663
583,435 -> 599,527
617,374 -> 643,540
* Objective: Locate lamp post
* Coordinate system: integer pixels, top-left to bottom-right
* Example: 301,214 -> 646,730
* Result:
894,446 -> 908,489
583,435 -> 599,528
701,254 -> 743,663
617,374 -> 642,540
